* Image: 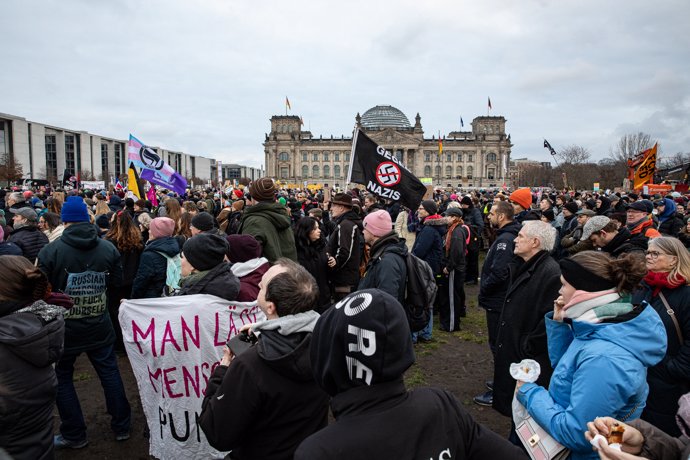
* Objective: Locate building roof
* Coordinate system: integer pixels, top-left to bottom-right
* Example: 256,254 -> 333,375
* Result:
361,105 -> 411,129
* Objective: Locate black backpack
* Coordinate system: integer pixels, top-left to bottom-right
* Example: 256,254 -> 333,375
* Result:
404,253 -> 438,332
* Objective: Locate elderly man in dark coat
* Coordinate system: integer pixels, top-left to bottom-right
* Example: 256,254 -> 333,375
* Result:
492,220 -> 561,444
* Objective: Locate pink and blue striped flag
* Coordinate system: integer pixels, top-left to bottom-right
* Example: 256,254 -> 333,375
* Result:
128,134 -> 187,195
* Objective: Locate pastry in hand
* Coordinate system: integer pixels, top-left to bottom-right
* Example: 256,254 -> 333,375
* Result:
607,423 -> 625,444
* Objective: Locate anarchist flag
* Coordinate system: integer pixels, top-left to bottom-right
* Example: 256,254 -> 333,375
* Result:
347,129 -> 426,210
544,139 -> 557,156
62,169 -> 78,189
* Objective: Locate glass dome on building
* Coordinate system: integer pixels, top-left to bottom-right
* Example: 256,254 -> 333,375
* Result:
360,105 -> 411,129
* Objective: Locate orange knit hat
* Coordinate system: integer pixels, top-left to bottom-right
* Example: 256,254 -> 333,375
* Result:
509,188 -> 532,210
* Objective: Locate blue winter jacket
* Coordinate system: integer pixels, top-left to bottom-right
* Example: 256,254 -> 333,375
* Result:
517,304 -> 667,460
411,215 -> 446,275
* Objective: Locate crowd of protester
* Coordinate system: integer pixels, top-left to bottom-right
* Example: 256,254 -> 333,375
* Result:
1,180 -> 690,459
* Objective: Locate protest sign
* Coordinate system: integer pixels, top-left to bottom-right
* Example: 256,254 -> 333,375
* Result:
120,295 -> 265,459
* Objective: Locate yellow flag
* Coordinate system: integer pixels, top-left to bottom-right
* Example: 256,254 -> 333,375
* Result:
127,162 -> 142,199
633,143 -> 657,189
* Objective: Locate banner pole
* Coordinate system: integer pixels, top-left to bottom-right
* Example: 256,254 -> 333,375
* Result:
346,128 -> 358,185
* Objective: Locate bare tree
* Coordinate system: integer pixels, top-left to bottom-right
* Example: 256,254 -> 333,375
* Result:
0,150 -> 24,186
609,132 -> 655,163
557,145 -> 591,164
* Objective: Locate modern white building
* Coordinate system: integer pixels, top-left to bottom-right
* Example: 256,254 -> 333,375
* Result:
0,112 -> 218,185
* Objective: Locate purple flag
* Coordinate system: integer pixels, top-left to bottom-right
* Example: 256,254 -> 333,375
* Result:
140,168 -> 187,196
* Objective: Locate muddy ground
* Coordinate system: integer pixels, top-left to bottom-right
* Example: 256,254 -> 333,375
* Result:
54,283 -> 510,459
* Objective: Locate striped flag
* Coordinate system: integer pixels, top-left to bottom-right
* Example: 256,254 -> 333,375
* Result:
438,131 -> 443,156
285,96 -> 291,110
488,97 -> 492,110
460,117 -> 464,128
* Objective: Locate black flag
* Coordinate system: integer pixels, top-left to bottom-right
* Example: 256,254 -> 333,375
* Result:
543,139 -> 557,156
347,129 -> 426,210
62,169 -> 78,189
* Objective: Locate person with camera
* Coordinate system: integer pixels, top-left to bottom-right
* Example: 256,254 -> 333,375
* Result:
199,258 -> 328,460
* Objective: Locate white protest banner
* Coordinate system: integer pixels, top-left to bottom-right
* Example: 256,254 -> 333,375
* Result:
120,295 -> 265,459
81,180 -> 105,189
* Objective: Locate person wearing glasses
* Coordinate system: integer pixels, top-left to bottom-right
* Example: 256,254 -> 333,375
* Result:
632,236 -> 690,436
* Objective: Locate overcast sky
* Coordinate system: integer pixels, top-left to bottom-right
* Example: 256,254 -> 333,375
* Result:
3,0 -> 689,169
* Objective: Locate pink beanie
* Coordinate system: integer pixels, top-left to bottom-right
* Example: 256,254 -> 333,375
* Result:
150,217 -> 176,239
363,210 -> 392,237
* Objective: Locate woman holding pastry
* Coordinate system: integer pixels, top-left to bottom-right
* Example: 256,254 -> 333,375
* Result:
515,251 -> 667,459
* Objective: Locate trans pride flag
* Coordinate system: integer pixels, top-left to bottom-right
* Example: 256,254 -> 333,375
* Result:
128,134 -> 187,195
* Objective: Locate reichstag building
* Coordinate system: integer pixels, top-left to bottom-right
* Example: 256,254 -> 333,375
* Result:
263,105 -> 512,188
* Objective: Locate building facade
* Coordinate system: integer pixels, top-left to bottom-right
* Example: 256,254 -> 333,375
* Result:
0,112 -> 215,186
264,105 -> 512,188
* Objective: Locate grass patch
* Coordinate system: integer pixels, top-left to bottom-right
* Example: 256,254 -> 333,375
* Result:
74,372 -> 92,382
404,365 -> 427,388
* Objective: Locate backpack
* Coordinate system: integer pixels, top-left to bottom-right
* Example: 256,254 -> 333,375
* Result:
404,253 -> 438,333
154,251 -> 182,296
461,224 -> 474,255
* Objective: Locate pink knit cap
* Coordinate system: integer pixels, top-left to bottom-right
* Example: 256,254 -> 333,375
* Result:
363,210 -> 392,237
150,217 -> 176,239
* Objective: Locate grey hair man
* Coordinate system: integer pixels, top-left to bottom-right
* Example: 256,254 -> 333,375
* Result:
490,220 -> 561,443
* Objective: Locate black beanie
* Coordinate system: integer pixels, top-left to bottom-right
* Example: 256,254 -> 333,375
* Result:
564,202 -> 579,215
460,196 -> 473,207
191,212 -> 216,232
183,234 -> 228,271
310,289 -> 415,396
421,200 -> 437,215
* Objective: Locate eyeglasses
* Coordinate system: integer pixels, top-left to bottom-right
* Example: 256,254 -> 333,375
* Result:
645,250 -> 664,260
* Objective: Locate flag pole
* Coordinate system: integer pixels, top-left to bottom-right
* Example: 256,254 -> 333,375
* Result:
346,128 -> 359,185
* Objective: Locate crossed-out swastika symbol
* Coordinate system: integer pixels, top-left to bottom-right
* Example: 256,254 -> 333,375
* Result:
376,162 -> 401,186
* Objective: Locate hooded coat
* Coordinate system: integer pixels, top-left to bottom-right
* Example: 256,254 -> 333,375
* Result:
199,312 -> 328,460
296,288 -> 528,460
517,304 -> 667,460
37,222 -> 123,354
130,236 -> 180,299
357,231 -> 408,304
657,198 -> 684,237
175,262 -> 240,301
239,202 -> 298,262
601,227 -> 647,257
0,300 -> 65,460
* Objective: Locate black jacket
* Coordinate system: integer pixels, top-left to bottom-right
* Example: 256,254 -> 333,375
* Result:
130,236 -> 180,299
358,232 -> 408,304
658,213 -> 684,237
479,221 -> 520,311
492,251 -> 561,416
0,300 -> 64,460
602,227 -> 647,257
296,238 -> 332,311
443,223 -> 468,272
38,222 -> 122,354
295,380 -> 528,460
328,210 -> 363,288
412,215 -> 446,275
633,283 -> 690,436
8,225 -> 49,262
175,262 -> 240,301
200,327 -> 328,460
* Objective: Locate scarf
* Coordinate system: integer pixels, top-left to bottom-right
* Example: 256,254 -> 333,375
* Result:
179,269 -> 210,288
644,271 -> 686,296
445,221 -> 460,254
563,289 -> 631,323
